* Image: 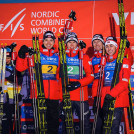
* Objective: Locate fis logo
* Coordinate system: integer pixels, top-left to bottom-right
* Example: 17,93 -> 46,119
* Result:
1,8 -> 26,37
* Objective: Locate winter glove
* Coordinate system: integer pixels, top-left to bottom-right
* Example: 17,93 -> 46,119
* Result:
66,81 -> 81,91
69,10 -> 76,21
93,97 -> 97,114
126,39 -> 130,48
10,42 -> 17,50
79,40 -> 86,49
102,94 -> 115,113
18,45 -> 29,59
28,47 -> 36,56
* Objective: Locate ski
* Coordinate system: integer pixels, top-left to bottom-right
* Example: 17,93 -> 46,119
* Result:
0,43 -> 6,134
58,34 -> 74,134
58,10 -> 77,134
32,34 -> 47,134
127,79 -> 134,130
103,0 -> 127,133
92,46 -> 106,134
28,50 -> 39,134
10,43 -> 21,134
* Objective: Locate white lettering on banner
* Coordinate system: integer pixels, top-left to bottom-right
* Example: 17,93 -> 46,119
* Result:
30,10 -> 73,34
31,27 -> 57,34
1,8 -> 26,37
0,24 -> 4,31
112,12 -> 129,25
31,19 -> 67,26
131,12 -> 134,25
22,124 -> 34,130
31,11 -> 60,18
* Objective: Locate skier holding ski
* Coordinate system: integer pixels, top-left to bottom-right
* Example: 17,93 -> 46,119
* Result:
64,32 -> 94,134
91,34 -> 105,134
16,31 -> 62,134
2,45 -> 29,134
101,36 -> 131,134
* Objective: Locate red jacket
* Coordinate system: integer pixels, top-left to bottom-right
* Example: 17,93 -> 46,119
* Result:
101,56 -> 131,108
65,48 -> 94,101
91,51 -> 102,98
91,47 -> 133,99
16,45 -> 62,100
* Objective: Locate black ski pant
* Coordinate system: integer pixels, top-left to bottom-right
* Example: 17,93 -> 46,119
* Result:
2,103 -> 21,134
46,99 -> 59,134
103,107 -> 123,134
60,100 -> 91,134
71,101 -> 91,134
93,107 -> 104,134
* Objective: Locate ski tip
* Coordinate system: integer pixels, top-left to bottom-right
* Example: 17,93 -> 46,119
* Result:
57,33 -> 61,38
1,43 -> 3,47
4,43 -> 7,47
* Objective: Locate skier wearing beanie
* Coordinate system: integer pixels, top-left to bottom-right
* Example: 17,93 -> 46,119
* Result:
101,36 -> 131,133
64,32 -> 94,134
16,31 -> 62,134
91,34 -> 105,134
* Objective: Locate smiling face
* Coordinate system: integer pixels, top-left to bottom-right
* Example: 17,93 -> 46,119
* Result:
6,57 -> 11,65
105,44 -> 117,56
66,40 -> 78,50
43,38 -> 55,49
92,39 -> 103,51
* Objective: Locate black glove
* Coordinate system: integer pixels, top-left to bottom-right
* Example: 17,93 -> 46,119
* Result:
102,94 -> 114,113
69,10 -> 76,21
126,39 -> 130,48
93,97 -> 97,114
18,45 -> 29,59
79,40 -> 86,49
66,81 -> 81,91
28,47 -> 36,56
10,42 -> 17,50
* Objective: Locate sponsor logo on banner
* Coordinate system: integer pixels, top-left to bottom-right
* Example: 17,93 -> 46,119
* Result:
21,122 -> 34,133
1,8 -> 26,37
0,8 -> 73,37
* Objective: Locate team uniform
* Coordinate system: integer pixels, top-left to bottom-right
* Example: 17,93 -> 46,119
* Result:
16,31 -> 62,134
63,32 -> 94,134
101,37 -> 131,134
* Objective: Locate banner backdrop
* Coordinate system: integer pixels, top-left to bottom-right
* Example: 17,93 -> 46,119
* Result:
0,0 -> 134,55
0,0 -> 134,133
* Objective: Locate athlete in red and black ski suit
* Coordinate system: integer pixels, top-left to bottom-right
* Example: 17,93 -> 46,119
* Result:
90,34 -> 105,134
91,34 -> 133,134
16,31 -> 62,134
101,36 -> 131,134
64,32 -> 94,134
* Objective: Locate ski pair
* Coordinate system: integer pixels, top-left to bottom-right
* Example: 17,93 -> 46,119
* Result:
32,34 -> 47,134
103,0 -> 127,133
92,46 -> 106,134
0,43 -> 6,134
58,34 -> 74,134
11,43 -> 21,134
